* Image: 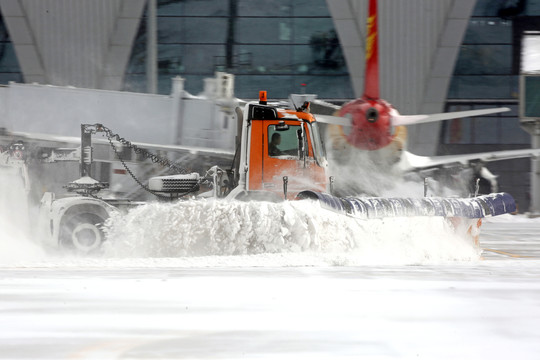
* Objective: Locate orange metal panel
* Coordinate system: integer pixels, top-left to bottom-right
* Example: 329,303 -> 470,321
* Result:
248,119 -> 326,199
248,120 -> 264,190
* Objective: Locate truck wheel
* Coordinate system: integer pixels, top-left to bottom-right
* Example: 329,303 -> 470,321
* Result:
60,213 -> 106,253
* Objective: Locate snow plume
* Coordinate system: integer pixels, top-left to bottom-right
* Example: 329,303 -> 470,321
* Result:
102,198 -> 480,265
327,147 -> 421,197
325,143 -> 466,198
0,168 -> 46,264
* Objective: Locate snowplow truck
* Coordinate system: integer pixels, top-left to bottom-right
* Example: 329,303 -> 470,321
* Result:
37,92 -> 516,253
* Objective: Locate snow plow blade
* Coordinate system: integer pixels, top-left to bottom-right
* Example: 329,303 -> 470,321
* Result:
296,191 -> 516,220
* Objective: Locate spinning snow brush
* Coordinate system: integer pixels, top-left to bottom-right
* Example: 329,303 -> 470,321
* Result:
297,191 -> 516,220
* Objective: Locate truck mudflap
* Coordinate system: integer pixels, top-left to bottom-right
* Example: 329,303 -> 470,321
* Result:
296,191 -> 516,220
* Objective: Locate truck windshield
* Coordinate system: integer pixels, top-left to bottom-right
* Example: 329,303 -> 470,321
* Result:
268,125 -> 302,157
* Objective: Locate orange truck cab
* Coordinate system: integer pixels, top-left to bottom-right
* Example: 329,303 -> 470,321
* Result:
228,92 -> 329,201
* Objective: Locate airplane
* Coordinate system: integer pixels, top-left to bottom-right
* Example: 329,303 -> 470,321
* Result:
307,0 -> 540,197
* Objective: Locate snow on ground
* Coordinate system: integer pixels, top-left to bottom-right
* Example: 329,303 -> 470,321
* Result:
2,176 -> 540,359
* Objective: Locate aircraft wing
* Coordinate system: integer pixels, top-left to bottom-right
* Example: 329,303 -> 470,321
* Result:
1,130 -> 81,147
2,129 -> 234,161
400,148 -> 540,172
392,107 -> 510,126
314,114 -> 351,126
312,105 -> 511,128
116,139 -> 235,158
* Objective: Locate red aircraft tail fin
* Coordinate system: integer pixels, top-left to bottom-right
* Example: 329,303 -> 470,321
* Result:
364,0 -> 379,100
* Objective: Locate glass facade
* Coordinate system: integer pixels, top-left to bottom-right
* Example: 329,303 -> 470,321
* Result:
441,103 -> 529,145
441,0 -> 540,148
440,0 -> 540,210
0,13 -> 22,84
124,0 -> 353,99
448,18 -> 515,99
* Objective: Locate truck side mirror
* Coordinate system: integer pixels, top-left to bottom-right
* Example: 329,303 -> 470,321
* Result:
275,121 -> 289,131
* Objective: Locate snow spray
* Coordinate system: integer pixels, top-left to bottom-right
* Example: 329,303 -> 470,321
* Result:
102,198 -> 481,265
0,167 -> 46,264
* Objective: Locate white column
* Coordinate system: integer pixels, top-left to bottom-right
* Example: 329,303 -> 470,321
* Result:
146,0 -> 157,94
171,76 -> 185,145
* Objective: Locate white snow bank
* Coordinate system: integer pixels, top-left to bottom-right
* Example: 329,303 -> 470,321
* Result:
102,198 -> 481,265
0,171 -> 46,264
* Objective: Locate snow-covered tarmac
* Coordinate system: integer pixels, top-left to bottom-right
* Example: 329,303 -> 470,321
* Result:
1,208 -> 540,360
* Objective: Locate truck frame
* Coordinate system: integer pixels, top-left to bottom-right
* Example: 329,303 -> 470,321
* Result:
35,92 -> 516,253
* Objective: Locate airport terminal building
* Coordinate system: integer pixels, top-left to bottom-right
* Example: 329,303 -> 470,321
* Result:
0,0 -> 539,210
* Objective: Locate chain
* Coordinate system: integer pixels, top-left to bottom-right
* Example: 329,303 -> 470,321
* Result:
98,124 -> 187,173
95,124 -> 199,199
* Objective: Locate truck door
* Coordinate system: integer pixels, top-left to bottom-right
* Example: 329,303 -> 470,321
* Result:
264,121 -> 326,198
247,120 -> 300,194
263,122 -> 302,196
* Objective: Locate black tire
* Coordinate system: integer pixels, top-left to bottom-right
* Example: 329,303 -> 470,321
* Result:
59,213 -> 106,253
